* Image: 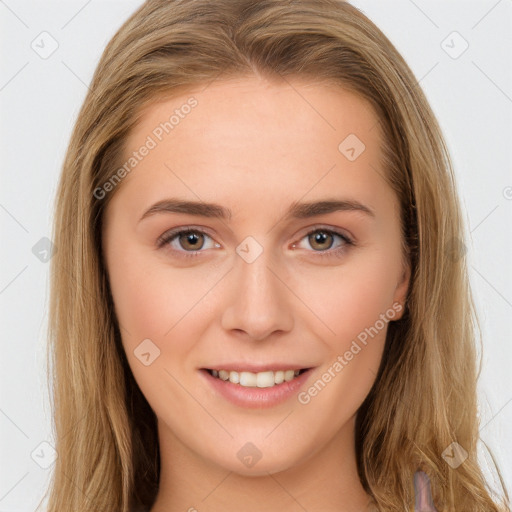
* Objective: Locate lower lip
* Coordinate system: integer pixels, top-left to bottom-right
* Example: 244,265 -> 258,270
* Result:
200,368 -> 314,409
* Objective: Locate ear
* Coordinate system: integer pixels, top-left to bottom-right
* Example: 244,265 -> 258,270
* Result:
391,257 -> 411,320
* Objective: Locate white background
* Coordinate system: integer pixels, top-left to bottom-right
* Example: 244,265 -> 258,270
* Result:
1,1 -> 511,510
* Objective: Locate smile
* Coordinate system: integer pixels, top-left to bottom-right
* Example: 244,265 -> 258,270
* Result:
206,368 -> 308,388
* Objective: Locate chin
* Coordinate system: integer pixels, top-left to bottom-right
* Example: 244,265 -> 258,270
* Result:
225,457 -> 296,478
206,440 -> 305,478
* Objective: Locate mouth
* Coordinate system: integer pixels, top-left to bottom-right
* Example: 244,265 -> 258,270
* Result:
203,368 -> 311,388
200,366 -> 315,409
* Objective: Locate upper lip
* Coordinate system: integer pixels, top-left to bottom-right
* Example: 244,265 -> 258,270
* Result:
202,363 -> 313,373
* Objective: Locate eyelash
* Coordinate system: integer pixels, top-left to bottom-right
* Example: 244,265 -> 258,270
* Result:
156,226 -> 354,260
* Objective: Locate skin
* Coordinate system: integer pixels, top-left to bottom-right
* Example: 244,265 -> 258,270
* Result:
102,75 -> 410,512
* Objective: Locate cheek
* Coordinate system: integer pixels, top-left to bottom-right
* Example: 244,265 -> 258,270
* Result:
293,259 -> 396,428
108,239 -> 400,358
107,245 -> 210,339
106,251 -> 210,406
105,246 -> 233,401
291,249 -> 401,349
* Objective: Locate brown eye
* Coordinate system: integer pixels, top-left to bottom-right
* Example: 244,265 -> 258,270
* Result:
177,231 -> 205,250
291,227 -> 353,260
308,230 -> 334,251
157,227 -> 220,259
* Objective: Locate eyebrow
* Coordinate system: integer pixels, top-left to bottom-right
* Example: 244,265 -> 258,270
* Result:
139,197 -> 375,223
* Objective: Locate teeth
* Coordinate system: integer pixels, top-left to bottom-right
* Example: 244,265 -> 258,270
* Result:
240,372 -> 257,387
210,369 -> 303,388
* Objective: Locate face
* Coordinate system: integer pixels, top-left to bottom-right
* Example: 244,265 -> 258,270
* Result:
102,76 -> 410,476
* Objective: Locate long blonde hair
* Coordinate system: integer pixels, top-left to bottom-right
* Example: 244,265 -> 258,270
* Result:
44,0 -> 510,510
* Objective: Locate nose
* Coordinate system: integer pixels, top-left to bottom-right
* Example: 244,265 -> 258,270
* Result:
220,248 -> 294,341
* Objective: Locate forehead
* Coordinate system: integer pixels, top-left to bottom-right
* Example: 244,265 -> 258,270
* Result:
131,75 -> 381,146
107,75 -> 391,223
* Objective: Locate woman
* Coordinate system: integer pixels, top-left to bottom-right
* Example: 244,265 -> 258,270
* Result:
44,0 -> 510,511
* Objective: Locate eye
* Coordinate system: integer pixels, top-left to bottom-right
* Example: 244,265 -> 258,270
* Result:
157,227 -> 220,259
292,227 -> 354,258
157,226 -> 354,260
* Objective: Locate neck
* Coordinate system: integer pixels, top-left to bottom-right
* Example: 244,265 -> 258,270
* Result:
150,416 -> 373,512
